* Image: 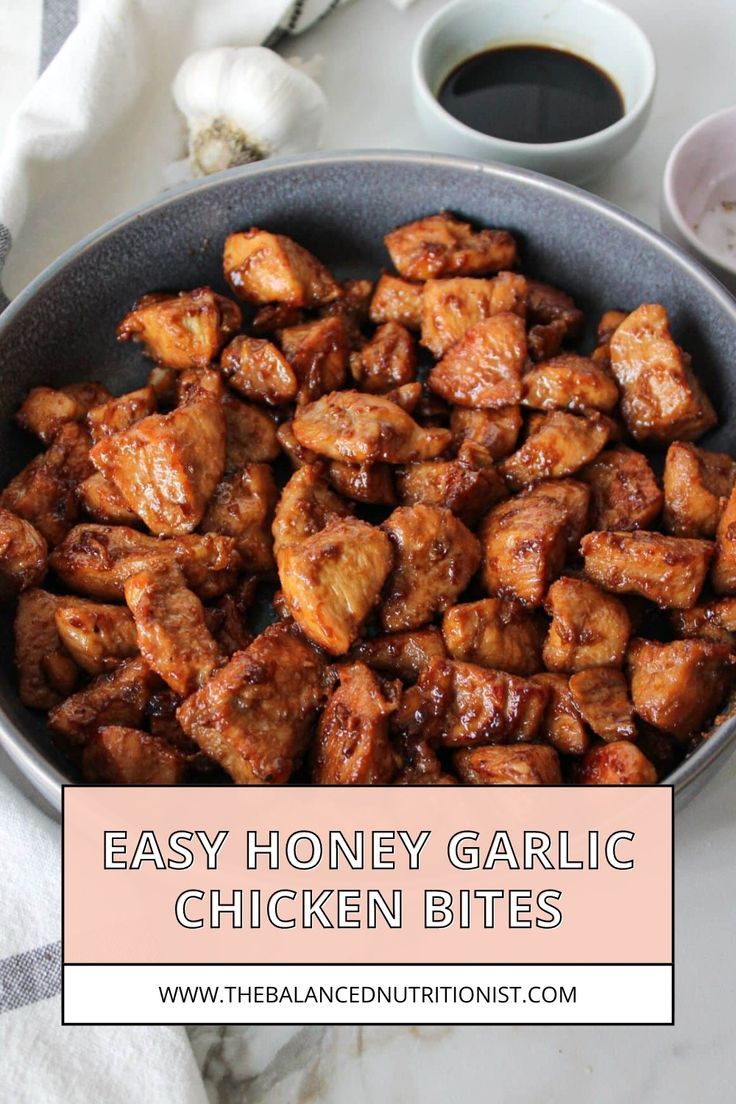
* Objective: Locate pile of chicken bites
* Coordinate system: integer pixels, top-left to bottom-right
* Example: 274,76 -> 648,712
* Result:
2,211 -> 735,787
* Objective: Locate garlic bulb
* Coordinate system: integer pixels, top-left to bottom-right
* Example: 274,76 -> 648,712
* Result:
172,46 -> 327,177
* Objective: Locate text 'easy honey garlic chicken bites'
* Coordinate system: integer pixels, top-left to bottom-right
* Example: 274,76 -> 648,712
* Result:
3,213 -> 736,788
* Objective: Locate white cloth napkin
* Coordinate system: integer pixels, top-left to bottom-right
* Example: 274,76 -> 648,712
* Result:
0,0 -> 409,1099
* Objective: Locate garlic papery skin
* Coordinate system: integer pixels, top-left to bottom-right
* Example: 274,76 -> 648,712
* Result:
172,46 -> 327,177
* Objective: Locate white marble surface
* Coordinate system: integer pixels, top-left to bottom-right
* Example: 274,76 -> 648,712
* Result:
189,1 -> 736,1101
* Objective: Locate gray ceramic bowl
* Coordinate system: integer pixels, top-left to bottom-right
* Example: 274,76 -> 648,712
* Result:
1,150 -> 735,811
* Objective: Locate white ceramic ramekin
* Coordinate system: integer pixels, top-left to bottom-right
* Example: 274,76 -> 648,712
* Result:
412,0 -> 656,185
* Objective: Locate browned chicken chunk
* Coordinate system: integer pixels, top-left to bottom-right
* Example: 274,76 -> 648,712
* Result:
381,505 -> 480,631
543,577 -> 631,672
531,672 -> 590,756
0,508 -> 47,599
48,656 -> 157,746
77,473 -> 141,526
278,516 -> 393,654
396,459 -> 507,526
663,442 -> 736,538
442,598 -> 545,675
500,411 -> 610,490
575,741 -> 657,785
428,313 -> 526,408
385,212 -> 517,280
581,530 -> 712,609
220,335 -> 298,405
86,386 -> 157,442
276,420 -> 318,469
450,405 -> 522,460
272,464 -> 352,559
712,482 -> 736,593
82,726 -> 187,783
628,637 -> 733,740
312,662 -> 399,783
278,316 -> 349,404
349,321 -> 417,393
16,382 -> 110,444
202,463 -> 278,575
421,272 -> 527,357
327,461 -> 396,506
177,622 -> 328,783
528,479 -> 591,551
609,304 -> 716,442
580,446 -> 662,531
223,228 -> 341,307
251,302 -> 305,335
479,486 -> 570,606
569,668 -> 637,742
55,602 -> 138,675
222,394 -> 280,469
670,597 -> 736,645
455,744 -> 562,784
14,589 -> 79,709
526,279 -> 584,362
521,354 -> 619,414
117,288 -> 241,369
350,626 -> 446,683
369,274 -> 424,330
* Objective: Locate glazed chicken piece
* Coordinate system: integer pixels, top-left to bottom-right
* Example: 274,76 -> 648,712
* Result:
525,279 -> 584,362
628,637 -> 733,740
204,576 -> 257,657
663,442 -> 736,538
369,274 -> 424,330
278,316 -> 349,404
49,524 -> 240,600
521,354 -> 619,414
48,656 -> 157,746
272,464 -> 352,559
77,473 -> 141,526
220,335 -> 298,405
278,516 -> 393,654
223,228 -> 341,307
580,446 -> 663,531
670,597 -> 736,645
396,657 -> 548,747
528,479 -> 591,551
385,212 -> 517,280
349,321 -> 417,393
251,302 -> 305,335
381,505 -> 481,632
202,463 -> 278,575
581,530 -> 713,609
428,312 -> 527,408
1,422 -> 92,546
90,393 -> 225,536
441,598 -> 545,676
454,744 -> 562,785
569,667 -> 637,742
349,626 -> 447,683
0,508 -> 47,600
396,458 -> 507,526
420,272 -> 527,357
117,288 -> 241,370
500,410 -> 611,490
222,394 -> 280,468
55,601 -> 138,675
292,390 -> 451,464
276,420 -> 318,469
479,486 -> 570,606
450,405 -> 522,460
531,673 -> 590,756
327,461 -> 396,506
14,589 -> 80,709
16,382 -> 110,444
124,562 -> 220,696
177,621 -> 328,783
386,381 -> 423,414
312,662 -> 399,784
712,482 -> 736,593
86,386 -> 157,442
319,278 -> 373,348
609,303 -> 716,442
575,741 -> 657,785
82,726 -> 187,784
543,577 -> 631,672
592,309 -> 628,364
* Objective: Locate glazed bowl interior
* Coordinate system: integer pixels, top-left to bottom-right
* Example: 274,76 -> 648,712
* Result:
1,150 -> 735,811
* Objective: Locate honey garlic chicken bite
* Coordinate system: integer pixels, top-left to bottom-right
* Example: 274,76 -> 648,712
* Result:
421,272 -> 527,357
580,446 -> 663,531
82,726 -> 187,784
525,279 -> 584,362
528,479 -> 591,551
220,335 -> 298,405
543,577 -> 631,672
312,662 -> 399,784
327,461 -> 396,506
428,312 -> 526,408
222,394 -> 280,468
395,459 -> 507,526
480,486 -> 570,606
48,656 -> 157,747
450,405 -> 522,461
670,597 -> 736,645
350,626 -> 447,683
568,668 -> 637,743
663,442 -> 736,538
349,321 -> 417,393
454,744 -> 562,785
177,622 -> 328,783
381,505 -> 481,632
369,274 -> 424,330
384,212 -> 517,280
16,382 -> 111,444
575,741 -> 657,785
14,590 -> 80,709
124,562 -> 220,697
272,464 -> 352,559
278,516 -> 393,654
628,638 -> 734,740
202,463 -> 278,575
0,508 -> 47,600
77,473 -> 141,527
278,316 -> 349,405
521,354 -> 619,415
442,598 -> 545,676
292,390 -> 451,464
90,393 -> 225,536
581,530 -> 712,609
609,304 -> 716,442
531,673 -> 590,756
223,228 -> 341,307
712,482 -> 736,594
55,602 -> 138,675
86,386 -> 157,442
500,411 -> 610,490
117,288 -> 241,370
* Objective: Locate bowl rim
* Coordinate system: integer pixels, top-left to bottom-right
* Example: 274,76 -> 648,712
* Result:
1,146 -> 735,812
411,0 -> 657,154
662,103 -> 736,278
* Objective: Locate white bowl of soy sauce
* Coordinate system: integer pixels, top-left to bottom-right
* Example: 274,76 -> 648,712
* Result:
413,0 -> 656,185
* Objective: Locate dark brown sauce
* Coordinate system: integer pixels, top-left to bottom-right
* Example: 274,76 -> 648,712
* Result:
438,44 -> 624,144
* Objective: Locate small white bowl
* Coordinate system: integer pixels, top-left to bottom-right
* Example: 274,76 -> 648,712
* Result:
412,0 -> 656,185
661,105 -> 736,295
